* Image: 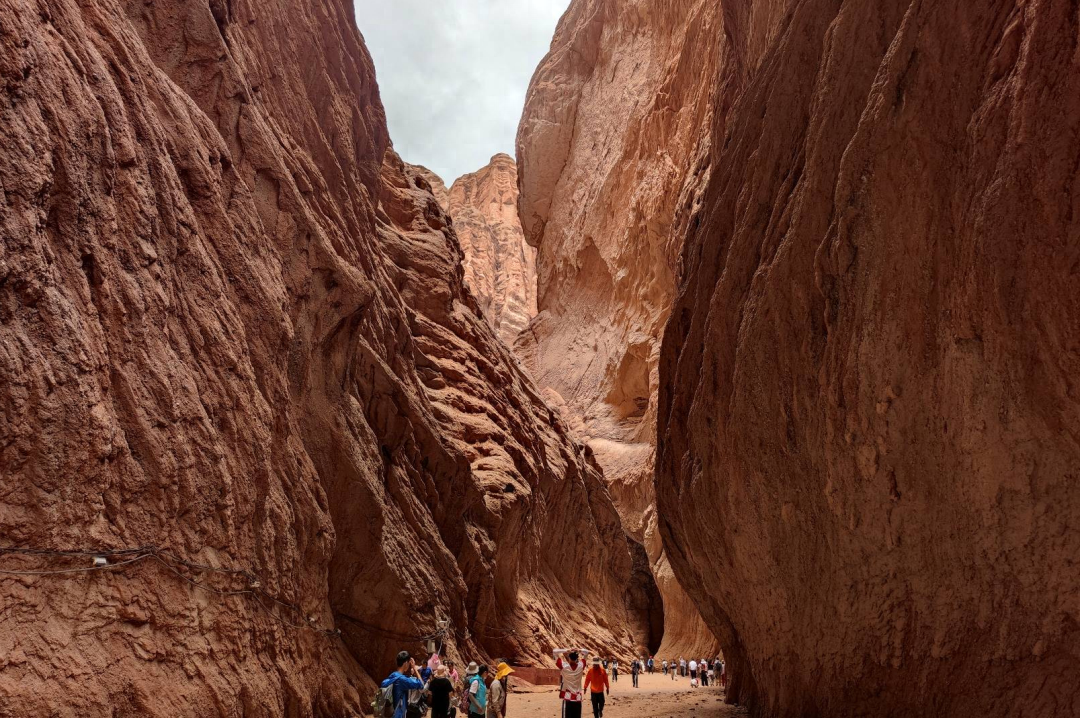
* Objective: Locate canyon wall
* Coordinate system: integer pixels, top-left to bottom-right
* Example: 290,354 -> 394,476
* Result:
657,1 -> 1080,716
0,0 -> 634,715
445,154 -> 537,346
516,0 -> 722,658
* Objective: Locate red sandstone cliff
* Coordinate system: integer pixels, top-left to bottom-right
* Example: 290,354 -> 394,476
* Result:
657,1 -> 1080,716
0,0 -> 634,714
410,164 -> 449,210
446,154 -> 537,346
516,0 -> 721,658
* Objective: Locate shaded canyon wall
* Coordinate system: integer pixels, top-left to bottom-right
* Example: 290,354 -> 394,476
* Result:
0,0 -> 636,714
516,0 -> 723,659
657,1 -> 1080,716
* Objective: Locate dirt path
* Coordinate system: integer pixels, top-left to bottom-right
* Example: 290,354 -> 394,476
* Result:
507,672 -> 748,718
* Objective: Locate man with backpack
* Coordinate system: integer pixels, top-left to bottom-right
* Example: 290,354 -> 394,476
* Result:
377,651 -> 426,718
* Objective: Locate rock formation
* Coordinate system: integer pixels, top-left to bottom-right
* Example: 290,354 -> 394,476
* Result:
657,1 -> 1080,716
0,0 -> 635,714
410,164 -> 449,210
446,154 -> 537,346
377,150 -> 636,669
516,0 -> 723,658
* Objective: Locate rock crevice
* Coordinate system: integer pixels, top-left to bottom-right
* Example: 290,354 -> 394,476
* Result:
516,0 -> 725,659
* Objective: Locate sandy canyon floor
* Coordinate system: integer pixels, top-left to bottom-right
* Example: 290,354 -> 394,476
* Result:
508,673 -> 748,718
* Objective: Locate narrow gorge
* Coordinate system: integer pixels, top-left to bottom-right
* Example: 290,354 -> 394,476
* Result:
1,0 -> 1077,717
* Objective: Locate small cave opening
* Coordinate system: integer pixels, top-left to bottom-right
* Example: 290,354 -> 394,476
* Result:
624,535 -> 664,655
605,342 -> 651,423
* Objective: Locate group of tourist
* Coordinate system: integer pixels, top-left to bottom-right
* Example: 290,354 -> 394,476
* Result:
619,654 -> 727,690
662,656 -> 726,689
380,647 -> 727,718
379,650 -> 514,718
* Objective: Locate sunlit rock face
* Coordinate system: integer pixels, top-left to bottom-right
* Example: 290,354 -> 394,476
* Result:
0,0 -> 635,713
516,0 -> 723,658
657,1 -> 1080,716
446,154 -> 537,346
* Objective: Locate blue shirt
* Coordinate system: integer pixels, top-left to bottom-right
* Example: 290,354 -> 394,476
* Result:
468,674 -> 487,712
381,671 -> 424,718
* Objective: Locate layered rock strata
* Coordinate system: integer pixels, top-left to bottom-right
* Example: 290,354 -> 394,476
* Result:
516,0 -> 723,658
0,0 -> 634,714
657,1 -> 1080,716
446,154 -> 537,345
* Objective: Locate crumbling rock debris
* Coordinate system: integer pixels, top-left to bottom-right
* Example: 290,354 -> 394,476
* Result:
657,1 -> 1080,716
0,0 -> 635,714
446,154 -> 537,346
516,0 -> 723,659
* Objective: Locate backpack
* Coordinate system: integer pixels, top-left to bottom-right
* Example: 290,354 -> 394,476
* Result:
405,689 -> 427,718
373,684 -> 396,718
459,679 -> 473,713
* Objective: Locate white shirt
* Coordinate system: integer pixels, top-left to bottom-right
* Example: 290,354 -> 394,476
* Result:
554,650 -> 588,702
688,661 -> 698,671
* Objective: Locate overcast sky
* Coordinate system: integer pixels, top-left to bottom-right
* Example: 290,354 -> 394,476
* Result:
353,0 -> 568,184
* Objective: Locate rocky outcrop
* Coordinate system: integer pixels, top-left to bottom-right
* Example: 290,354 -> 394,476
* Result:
657,1 -> 1080,716
446,154 -> 536,345
516,0 -> 722,658
0,0 -> 634,714
410,164 -> 449,210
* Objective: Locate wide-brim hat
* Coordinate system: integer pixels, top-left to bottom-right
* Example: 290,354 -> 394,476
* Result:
465,662 -> 479,675
494,662 -> 515,681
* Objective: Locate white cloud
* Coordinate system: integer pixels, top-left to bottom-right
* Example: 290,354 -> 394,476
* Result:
354,0 -> 568,184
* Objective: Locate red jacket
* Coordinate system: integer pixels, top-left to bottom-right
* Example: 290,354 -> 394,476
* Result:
583,666 -> 610,694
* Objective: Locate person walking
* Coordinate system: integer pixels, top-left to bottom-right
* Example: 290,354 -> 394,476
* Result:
670,659 -> 675,680
611,659 -> 618,683
647,657 -> 654,675
487,662 -> 513,718
554,648 -> 589,718
427,665 -> 456,718
678,657 -> 686,677
688,659 -> 698,687
720,659 -> 727,690
467,664 -> 489,718
583,657 -> 610,718
630,657 -> 640,688
380,651 -> 426,718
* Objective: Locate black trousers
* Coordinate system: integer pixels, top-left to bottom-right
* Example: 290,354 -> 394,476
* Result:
631,672 -> 638,687
562,700 -> 583,718
590,693 -> 605,718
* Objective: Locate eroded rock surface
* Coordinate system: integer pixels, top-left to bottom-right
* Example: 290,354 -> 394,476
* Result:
657,1 -> 1080,716
446,154 -> 536,345
516,0 -> 722,658
0,0 -> 634,714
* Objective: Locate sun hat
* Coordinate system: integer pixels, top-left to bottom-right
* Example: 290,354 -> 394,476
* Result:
592,657 -> 600,665
465,662 -> 479,675
494,662 -> 515,681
